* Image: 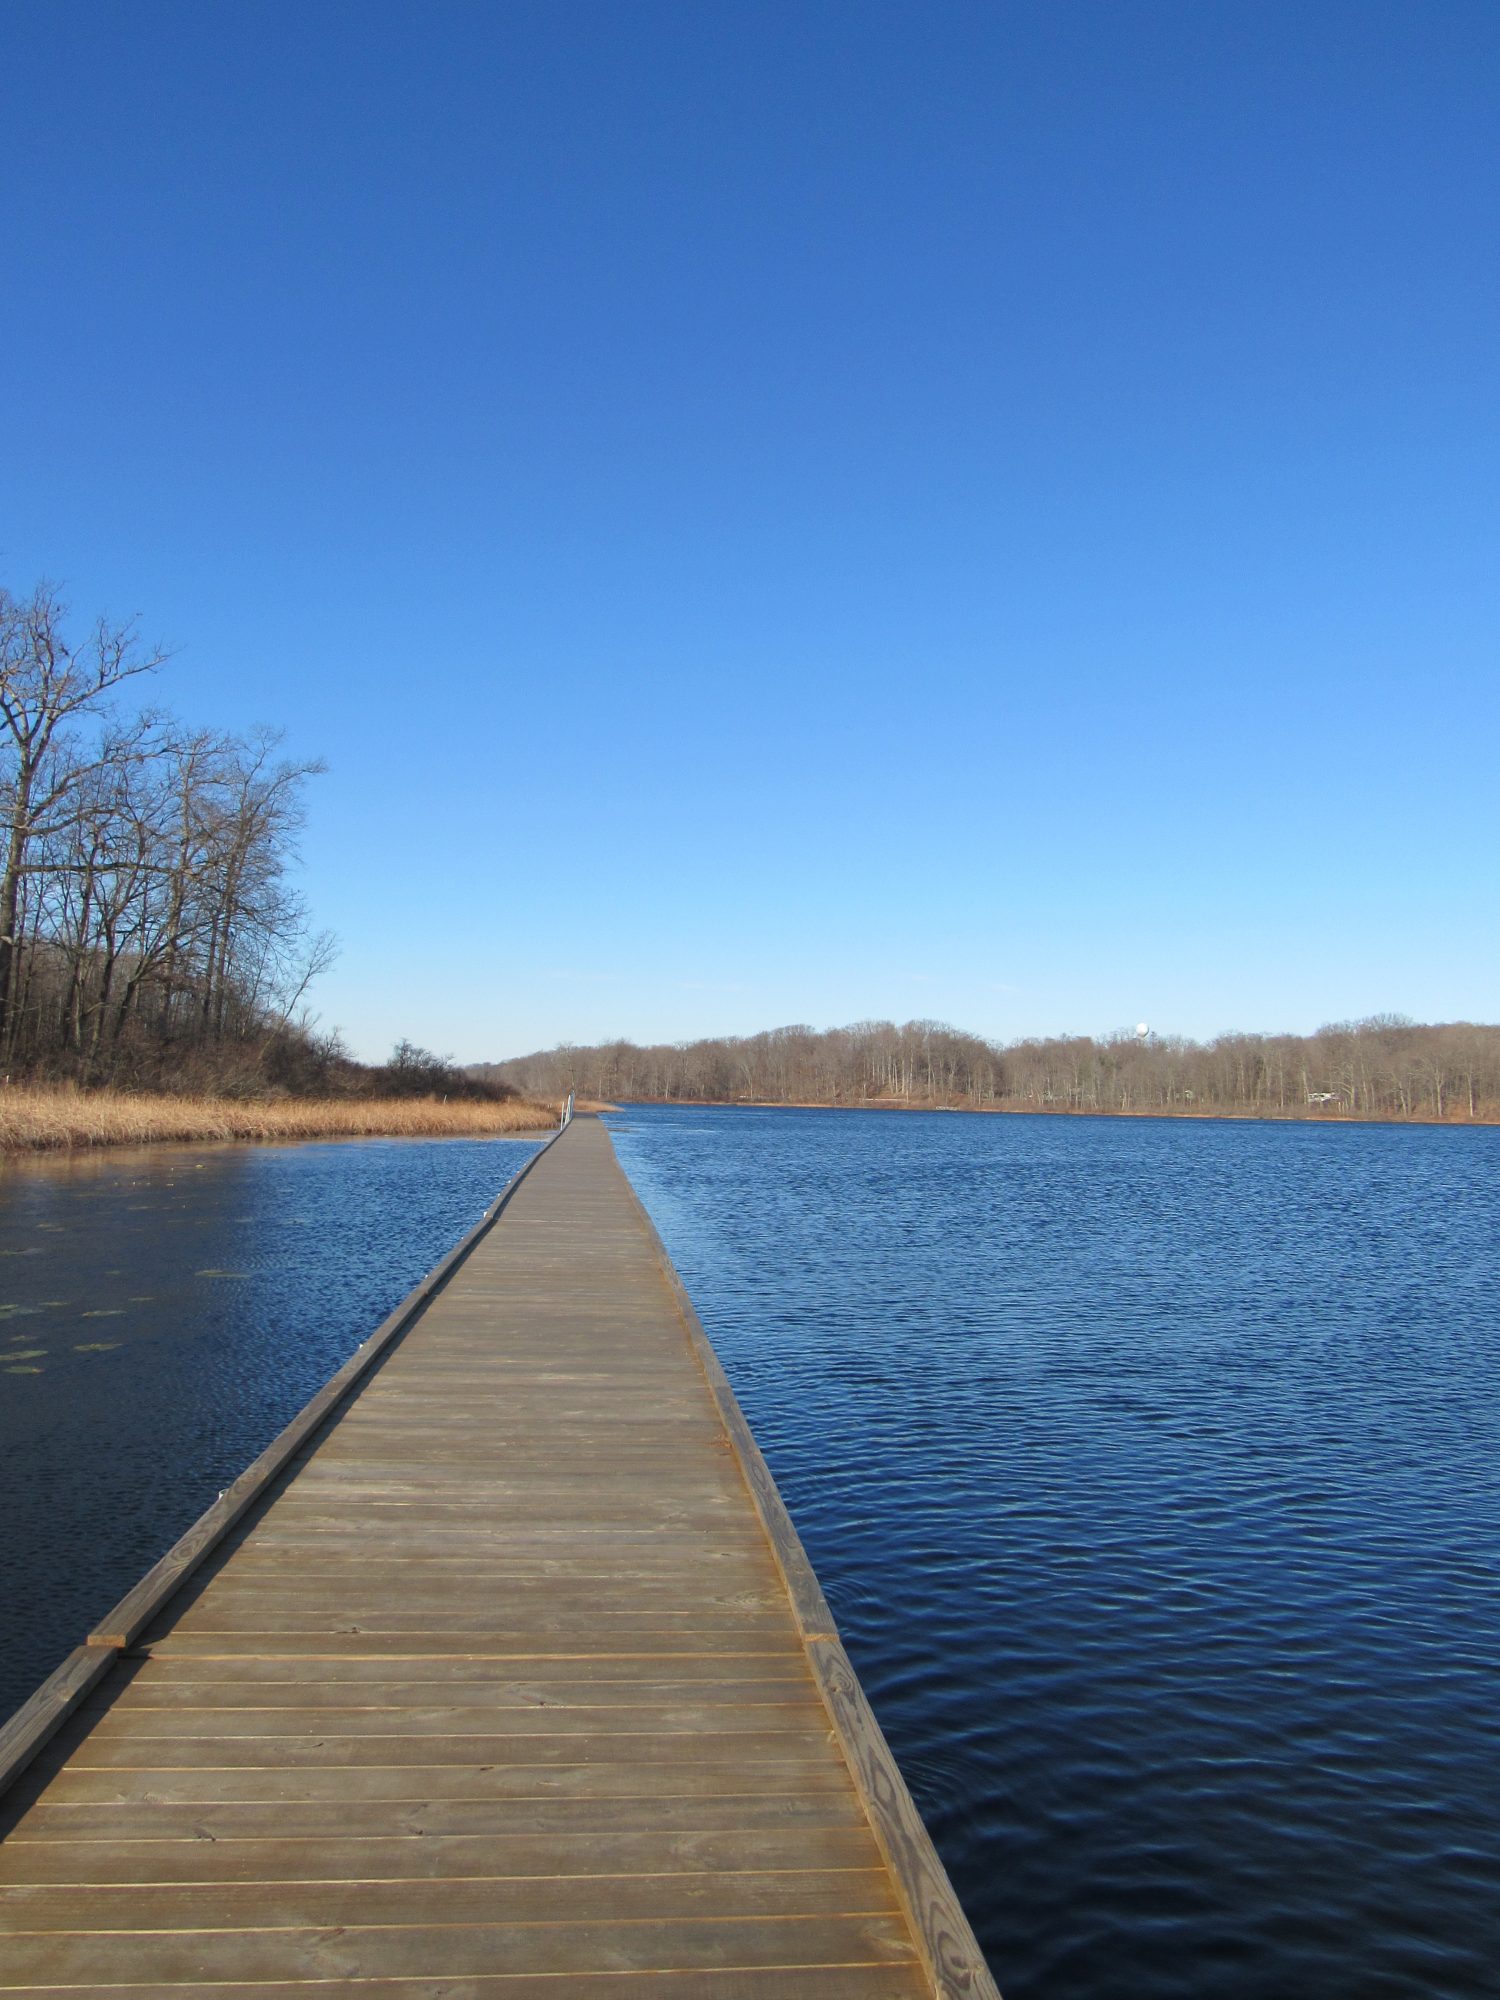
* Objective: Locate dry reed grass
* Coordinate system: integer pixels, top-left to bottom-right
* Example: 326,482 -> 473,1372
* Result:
0,1087 -> 558,1155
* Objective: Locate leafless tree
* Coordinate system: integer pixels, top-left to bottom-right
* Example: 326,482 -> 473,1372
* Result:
0,584 -> 166,1051
0,580 -> 333,1087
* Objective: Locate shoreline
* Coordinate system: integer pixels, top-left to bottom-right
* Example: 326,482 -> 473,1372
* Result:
606,1096 -> 1498,1129
0,1087 -> 558,1158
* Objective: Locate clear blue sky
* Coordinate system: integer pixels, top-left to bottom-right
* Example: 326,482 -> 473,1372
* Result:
4,1 -> 1496,1061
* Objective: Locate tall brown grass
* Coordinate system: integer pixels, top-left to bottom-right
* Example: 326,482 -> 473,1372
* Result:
0,1087 -> 559,1155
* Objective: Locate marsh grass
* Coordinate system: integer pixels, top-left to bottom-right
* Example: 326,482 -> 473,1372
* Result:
0,1087 -> 558,1155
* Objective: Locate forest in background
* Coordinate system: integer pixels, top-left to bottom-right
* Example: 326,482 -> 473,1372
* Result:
10,578 -> 1490,1127
0,580 -> 507,1104
482,1015 -> 1500,1123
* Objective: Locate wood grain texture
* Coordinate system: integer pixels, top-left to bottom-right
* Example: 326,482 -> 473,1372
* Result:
4,1792 -> 871,1844
0,1973 -> 929,2000
0,1913 -> 919,1981
0,1115 -> 998,1996
18,1756 -> 860,1808
0,1824 -> 886,1884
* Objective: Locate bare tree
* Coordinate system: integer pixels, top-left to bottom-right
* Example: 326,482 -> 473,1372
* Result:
0,584 -> 165,1052
0,578 -> 334,1088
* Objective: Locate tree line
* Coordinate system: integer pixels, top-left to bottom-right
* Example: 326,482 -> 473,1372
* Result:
0,578 -> 509,1102
0,581 -> 337,1087
481,1014 -> 1500,1122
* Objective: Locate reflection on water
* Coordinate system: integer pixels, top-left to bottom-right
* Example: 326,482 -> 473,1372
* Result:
0,1135 -> 539,1721
607,1105 -> 1500,2000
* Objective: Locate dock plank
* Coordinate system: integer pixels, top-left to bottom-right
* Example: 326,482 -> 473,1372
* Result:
0,1912 -> 920,1982
4,1792 -> 872,1844
0,1824 -> 886,1885
1,1973 -> 929,2000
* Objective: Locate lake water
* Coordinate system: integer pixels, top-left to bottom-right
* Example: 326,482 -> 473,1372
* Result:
0,1134 -> 540,1722
607,1105 -> 1500,2000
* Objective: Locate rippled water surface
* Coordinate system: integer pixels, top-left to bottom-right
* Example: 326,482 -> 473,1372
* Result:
0,1135 -> 540,1722
607,1105 -> 1500,2000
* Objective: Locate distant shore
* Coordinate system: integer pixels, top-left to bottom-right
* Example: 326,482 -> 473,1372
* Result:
0,1087 -> 559,1157
609,1096 -> 1498,1128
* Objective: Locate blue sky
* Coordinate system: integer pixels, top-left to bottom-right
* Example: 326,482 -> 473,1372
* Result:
4,1 -> 1496,1060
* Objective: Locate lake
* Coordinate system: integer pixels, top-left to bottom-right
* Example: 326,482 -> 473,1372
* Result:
2,1106 -> 1496,1996
0,1133 -> 541,1722
607,1105 -> 1500,2000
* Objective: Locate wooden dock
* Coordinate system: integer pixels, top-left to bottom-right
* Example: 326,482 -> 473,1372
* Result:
0,1116 -> 997,1998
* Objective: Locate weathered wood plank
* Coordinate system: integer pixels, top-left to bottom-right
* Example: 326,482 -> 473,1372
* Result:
270,1476 -> 747,1502
0,1824 -> 885,1884
0,1904 -> 928,1984
0,1912 -> 920,1981
0,1966 -> 929,1999
3,1792 -> 871,1844
0,1867 -> 901,1931
114,1653 -> 814,1688
146,1607 -> 795,1638
0,1920 -> 916,1984
162,1575 -> 790,1616
238,1530 -> 774,1558
191,1574 -> 779,1599
140,1632 -> 810,1660
76,1701 -> 830,1740
295,1448 -> 736,1468
68,1727 -> 838,1771
32,1754 -> 856,1806
164,1570 -> 791,1605
213,1544 -> 776,1576
105,1674 -> 816,1709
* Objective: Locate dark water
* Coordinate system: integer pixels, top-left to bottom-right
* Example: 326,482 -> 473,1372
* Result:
606,1105 -> 1500,2000
0,1135 -> 540,1722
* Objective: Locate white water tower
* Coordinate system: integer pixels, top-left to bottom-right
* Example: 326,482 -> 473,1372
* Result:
1135,1022 -> 1150,1043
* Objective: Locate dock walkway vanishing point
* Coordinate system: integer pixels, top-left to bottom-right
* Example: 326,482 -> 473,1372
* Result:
0,1115 -> 998,1998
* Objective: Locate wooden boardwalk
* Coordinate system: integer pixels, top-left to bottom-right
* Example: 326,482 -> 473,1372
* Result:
0,1117 -> 997,1998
